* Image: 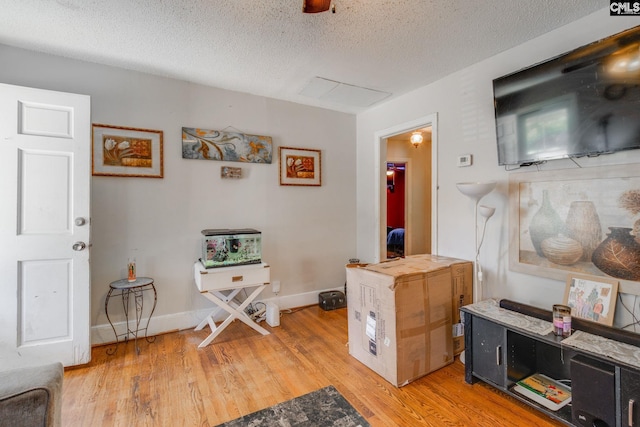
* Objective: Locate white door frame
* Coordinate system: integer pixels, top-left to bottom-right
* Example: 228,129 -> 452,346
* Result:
373,113 -> 438,263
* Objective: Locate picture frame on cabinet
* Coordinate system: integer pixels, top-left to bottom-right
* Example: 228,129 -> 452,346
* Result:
508,163 -> 640,295
92,124 -> 164,178
564,273 -> 618,327
278,146 -> 321,186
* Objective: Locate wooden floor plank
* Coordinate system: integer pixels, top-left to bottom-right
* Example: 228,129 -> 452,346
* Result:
62,306 -> 564,426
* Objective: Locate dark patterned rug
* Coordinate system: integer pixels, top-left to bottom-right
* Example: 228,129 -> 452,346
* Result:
216,385 -> 370,427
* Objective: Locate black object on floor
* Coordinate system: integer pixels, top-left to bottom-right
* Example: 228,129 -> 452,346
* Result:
319,291 -> 347,311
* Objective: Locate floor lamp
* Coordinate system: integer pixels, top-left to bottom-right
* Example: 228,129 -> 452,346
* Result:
456,181 -> 496,365
476,204 -> 496,301
456,181 -> 497,303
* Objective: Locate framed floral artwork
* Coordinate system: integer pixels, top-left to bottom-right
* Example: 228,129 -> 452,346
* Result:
278,146 -> 321,186
182,127 -> 272,164
563,273 -> 618,327
92,124 -> 164,178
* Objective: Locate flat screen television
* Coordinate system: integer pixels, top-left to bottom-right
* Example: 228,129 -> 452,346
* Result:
494,25 -> 640,167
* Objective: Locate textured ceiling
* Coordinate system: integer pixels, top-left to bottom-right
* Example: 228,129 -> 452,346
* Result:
0,0 -> 604,113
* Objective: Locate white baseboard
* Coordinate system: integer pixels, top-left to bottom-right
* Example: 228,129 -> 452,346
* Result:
257,287 -> 341,310
91,286 -> 344,346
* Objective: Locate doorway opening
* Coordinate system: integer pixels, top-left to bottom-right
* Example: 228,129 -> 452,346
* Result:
386,162 -> 406,258
374,114 -> 438,262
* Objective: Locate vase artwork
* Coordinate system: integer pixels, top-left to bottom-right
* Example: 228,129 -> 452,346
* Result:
540,235 -> 583,265
529,190 -> 566,257
619,189 -> 640,245
512,165 -> 640,284
591,227 -> 640,281
565,201 -> 602,262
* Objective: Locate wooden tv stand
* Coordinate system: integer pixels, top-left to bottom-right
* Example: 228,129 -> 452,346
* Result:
461,299 -> 640,427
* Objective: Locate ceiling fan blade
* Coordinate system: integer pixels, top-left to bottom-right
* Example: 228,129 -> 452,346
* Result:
303,0 -> 331,13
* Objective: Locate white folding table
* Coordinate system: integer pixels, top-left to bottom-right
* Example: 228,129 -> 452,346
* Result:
193,261 -> 270,348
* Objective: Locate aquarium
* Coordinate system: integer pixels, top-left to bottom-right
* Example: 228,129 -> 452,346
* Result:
200,229 -> 262,268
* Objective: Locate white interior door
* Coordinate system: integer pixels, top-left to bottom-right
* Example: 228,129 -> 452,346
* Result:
0,83 -> 91,367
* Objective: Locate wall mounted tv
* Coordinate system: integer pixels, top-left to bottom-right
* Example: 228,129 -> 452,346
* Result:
494,25 -> 640,167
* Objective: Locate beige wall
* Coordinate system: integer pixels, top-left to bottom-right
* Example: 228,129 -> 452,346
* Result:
0,44 -> 357,343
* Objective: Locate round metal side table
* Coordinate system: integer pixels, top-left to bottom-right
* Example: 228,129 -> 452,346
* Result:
105,277 -> 157,355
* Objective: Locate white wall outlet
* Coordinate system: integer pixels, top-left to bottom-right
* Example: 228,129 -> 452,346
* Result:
457,154 -> 472,167
272,280 -> 281,293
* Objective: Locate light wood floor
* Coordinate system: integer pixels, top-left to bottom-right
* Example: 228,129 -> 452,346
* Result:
62,306 -> 564,426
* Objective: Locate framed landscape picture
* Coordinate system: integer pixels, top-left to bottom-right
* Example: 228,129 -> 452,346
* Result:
92,124 -> 164,178
279,146 -> 321,186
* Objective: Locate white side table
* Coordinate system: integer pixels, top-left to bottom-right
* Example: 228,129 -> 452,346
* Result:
194,262 -> 270,347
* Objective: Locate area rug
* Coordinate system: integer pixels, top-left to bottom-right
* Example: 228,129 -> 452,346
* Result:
216,385 -> 370,427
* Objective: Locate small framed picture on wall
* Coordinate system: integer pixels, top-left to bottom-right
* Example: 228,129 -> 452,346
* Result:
92,123 -> 164,178
278,146 -> 321,186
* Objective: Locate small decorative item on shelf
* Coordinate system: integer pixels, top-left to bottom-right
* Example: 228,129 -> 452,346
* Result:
127,258 -> 136,282
552,304 -> 571,337
563,273 -> 619,327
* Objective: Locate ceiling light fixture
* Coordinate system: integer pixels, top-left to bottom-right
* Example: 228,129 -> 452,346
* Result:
410,132 -> 423,148
303,0 -> 333,13
608,45 -> 640,74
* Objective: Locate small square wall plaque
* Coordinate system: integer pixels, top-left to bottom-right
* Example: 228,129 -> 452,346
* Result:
221,166 -> 242,179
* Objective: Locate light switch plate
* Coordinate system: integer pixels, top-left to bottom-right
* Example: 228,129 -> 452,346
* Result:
457,154 -> 472,167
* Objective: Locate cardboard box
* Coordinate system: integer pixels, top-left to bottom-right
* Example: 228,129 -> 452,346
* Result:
346,255 -> 463,387
392,255 -> 472,355
391,255 -> 473,355
449,260 -> 473,355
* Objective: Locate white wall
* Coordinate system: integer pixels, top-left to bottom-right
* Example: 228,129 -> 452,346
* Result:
0,45 -> 356,343
356,9 -> 640,325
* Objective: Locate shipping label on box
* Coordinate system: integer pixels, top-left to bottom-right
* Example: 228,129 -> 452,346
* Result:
357,283 -> 386,358
366,311 -> 376,354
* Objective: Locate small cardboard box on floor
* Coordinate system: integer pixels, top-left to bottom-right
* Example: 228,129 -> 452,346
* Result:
345,254 -> 472,387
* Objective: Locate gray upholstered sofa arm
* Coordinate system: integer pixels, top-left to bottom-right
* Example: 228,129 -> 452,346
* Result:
0,362 -> 63,427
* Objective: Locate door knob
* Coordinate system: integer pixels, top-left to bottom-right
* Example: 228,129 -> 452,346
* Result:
75,217 -> 87,226
72,241 -> 87,251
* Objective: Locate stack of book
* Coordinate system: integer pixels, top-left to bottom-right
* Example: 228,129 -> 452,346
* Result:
513,373 -> 572,411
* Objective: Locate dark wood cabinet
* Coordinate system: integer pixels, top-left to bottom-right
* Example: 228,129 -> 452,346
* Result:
462,301 -> 640,427
471,316 -> 506,387
621,368 -> 640,427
